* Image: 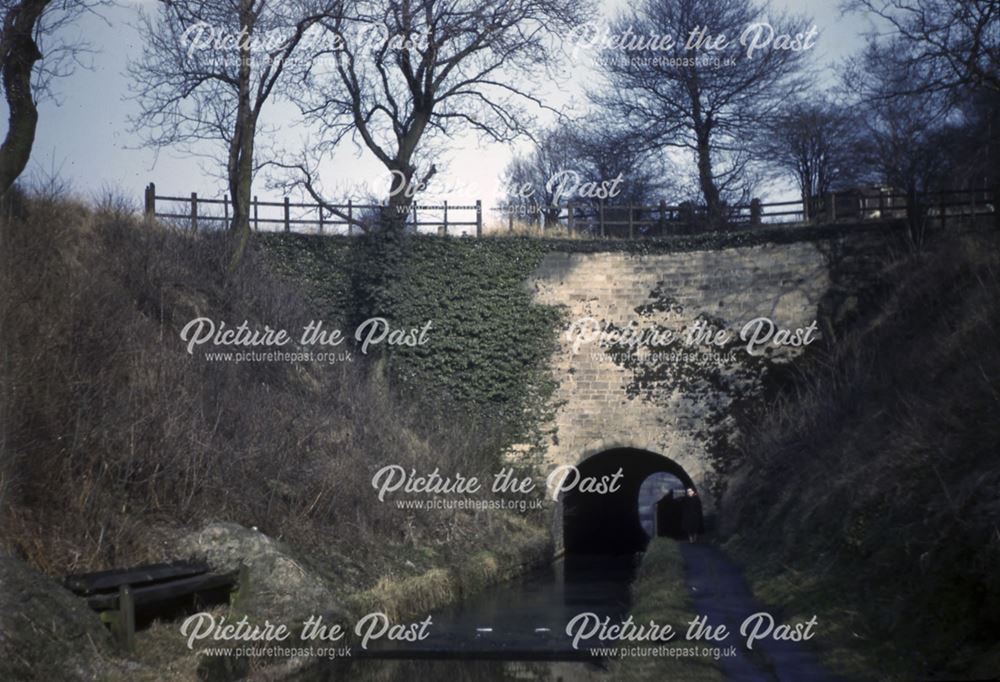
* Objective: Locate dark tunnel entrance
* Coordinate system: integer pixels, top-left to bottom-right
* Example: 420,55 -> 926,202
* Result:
561,448 -> 696,555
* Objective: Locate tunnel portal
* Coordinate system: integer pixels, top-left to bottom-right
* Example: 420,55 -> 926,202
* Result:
561,448 -> 696,555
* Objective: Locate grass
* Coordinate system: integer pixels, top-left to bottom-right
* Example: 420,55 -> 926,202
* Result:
608,539 -> 726,682
347,515 -> 550,622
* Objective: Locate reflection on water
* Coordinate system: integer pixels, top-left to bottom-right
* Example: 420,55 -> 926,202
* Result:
290,554 -> 639,681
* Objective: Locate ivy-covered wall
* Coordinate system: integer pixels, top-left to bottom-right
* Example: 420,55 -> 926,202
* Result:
260,234 -> 564,450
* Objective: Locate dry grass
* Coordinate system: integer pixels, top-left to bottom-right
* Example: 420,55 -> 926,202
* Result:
345,514 -> 550,622
720,233 -> 1000,680
481,216 -> 591,239
0,194 -> 542,589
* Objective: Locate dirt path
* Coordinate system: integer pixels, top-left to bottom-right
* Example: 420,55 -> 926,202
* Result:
679,542 -> 843,682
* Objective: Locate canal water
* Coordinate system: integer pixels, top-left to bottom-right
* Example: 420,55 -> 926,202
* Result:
290,553 -> 641,681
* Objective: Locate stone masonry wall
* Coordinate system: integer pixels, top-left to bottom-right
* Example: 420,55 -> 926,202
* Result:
528,241 -> 835,505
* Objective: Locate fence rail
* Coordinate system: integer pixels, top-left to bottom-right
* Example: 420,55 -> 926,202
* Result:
144,183 -> 995,238
144,183 -> 483,236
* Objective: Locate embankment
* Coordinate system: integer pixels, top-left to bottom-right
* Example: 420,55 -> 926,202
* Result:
720,232 -> 1000,680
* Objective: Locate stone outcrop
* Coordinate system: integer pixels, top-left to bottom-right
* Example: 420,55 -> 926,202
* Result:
0,555 -> 113,681
176,522 -> 342,626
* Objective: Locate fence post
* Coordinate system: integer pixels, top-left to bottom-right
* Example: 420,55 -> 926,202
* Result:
190,192 -> 198,232
224,194 -> 229,225
627,205 -> 634,239
750,198 -> 761,226
599,201 -> 606,238
825,192 -> 836,222
443,200 -> 448,236
508,211 -> 514,234
283,196 -> 290,232
318,202 -> 324,234
567,204 -> 575,234
348,199 -> 353,236
475,199 -> 483,237
994,183 -> 1000,232
658,200 -> 666,234
144,183 -> 156,220
253,195 -> 259,231
411,202 -> 418,233
118,585 -> 136,652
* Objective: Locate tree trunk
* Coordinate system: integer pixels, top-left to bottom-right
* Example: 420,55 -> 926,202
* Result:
0,0 -> 49,196
695,132 -> 722,224
227,0 -> 255,272
380,116 -> 429,234
905,181 -> 924,249
227,118 -> 255,271
383,171 -> 413,234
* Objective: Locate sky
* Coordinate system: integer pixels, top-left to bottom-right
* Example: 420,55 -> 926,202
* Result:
9,0 -> 873,224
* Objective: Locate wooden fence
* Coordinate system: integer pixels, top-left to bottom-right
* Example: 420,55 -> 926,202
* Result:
144,183 -> 994,238
512,188 -> 995,238
144,183 -> 483,236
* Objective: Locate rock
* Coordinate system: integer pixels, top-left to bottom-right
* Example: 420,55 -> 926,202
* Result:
0,556 -> 113,681
175,522 -> 340,626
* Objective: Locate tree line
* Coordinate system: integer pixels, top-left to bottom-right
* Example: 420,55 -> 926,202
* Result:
505,0 -> 998,229
0,0 -> 997,266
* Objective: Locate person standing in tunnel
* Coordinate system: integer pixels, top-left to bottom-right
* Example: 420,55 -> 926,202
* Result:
682,488 -> 704,543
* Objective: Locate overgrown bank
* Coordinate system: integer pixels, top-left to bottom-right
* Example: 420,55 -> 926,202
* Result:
720,233 -> 1000,680
0,196 -> 560,679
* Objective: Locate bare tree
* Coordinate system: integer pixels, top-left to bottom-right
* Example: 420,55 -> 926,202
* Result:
571,117 -> 674,206
844,48 -> 968,243
758,99 -> 866,218
502,125 -> 581,227
501,119 -> 670,227
845,0 -> 999,95
592,0 -> 812,221
0,1 -> 104,196
130,0 -> 337,268
280,0 -> 592,233
863,98 -> 955,196
844,2 -> 999,228
944,87 -> 1000,189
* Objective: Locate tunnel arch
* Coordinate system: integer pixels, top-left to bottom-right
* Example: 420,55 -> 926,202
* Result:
560,447 -> 697,555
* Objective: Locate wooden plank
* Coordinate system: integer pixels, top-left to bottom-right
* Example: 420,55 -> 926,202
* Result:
65,560 -> 209,596
86,570 -> 239,611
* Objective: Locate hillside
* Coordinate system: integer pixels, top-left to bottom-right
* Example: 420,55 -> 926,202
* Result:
0,195 -> 552,679
720,232 -> 1000,680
